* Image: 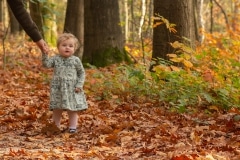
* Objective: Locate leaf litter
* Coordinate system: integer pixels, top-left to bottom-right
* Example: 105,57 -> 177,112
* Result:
0,42 -> 239,159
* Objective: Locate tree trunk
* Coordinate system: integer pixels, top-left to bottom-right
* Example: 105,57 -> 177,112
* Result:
210,0 -> 213,33
232,0 -> 239,31
130,0 -> 135,42
41,0 -> 57,45
152,0 -> 196,61
83,0 -> 129,67
8,5 -> 20,35
0,0 -> 3,22
147,0 -> 153,38
212,0 -> 229,30
138,0 -> 146,38
64,0 -> 84,58
195,0 -> 205,43
124,0 -> 129,42
29,0 -> 44,38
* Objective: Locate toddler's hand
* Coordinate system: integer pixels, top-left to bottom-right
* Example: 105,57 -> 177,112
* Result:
75,87 -> 82,93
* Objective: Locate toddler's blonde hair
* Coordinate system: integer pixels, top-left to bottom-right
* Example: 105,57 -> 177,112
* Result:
57,33 -> 80,51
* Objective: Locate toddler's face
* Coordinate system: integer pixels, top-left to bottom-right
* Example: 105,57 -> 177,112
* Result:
58,39 -> 75,58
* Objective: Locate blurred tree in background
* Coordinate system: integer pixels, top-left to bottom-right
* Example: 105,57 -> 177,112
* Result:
0,0 -> 239,66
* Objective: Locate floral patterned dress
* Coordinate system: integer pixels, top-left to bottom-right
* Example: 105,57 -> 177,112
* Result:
42,54 -> 88,111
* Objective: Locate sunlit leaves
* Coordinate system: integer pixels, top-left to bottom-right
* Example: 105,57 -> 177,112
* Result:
153,14 -> 177,33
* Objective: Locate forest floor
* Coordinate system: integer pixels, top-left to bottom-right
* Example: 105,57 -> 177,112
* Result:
0,42 -> 240,160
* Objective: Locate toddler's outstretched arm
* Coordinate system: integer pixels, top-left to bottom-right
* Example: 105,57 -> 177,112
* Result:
42,53 -> 55,68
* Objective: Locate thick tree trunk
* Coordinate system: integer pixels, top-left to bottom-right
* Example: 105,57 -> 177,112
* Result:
64,0 -> 84,58
152,0 -> 196,60
83,0 -> 128,67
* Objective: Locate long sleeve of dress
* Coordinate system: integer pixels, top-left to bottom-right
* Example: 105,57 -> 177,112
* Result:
7,0 -> 42,42
75,58 -> 86,89
42,53 -> 55,68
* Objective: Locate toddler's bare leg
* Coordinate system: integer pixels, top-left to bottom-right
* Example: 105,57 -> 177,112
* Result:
52,109 -> 63,128
67,110 -> 78,130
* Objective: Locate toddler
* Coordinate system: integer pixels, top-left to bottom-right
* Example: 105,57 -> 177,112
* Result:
42,33 -> 88,133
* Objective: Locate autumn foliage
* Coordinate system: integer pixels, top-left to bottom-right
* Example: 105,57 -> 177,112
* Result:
0,31 -> 239,159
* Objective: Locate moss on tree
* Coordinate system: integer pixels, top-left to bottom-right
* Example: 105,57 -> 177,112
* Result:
84,47 -> 132,68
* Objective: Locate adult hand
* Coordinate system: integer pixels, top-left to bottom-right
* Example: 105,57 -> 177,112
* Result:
35,39 -> 49,54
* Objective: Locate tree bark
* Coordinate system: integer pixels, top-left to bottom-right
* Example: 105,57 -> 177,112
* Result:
83,0 -> 128,67
29,0 -> 44,38
64,0 -> 84,58
152,0 -> 196,61
8,5 -> 20,35
195,0 -> 205,43
232,0 -> 239,31
138,0 -> 146,38
124,0 -> 129,42
210,0 -> 213,33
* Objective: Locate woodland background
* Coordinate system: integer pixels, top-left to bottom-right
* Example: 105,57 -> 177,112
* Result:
0,0 -> 240,159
